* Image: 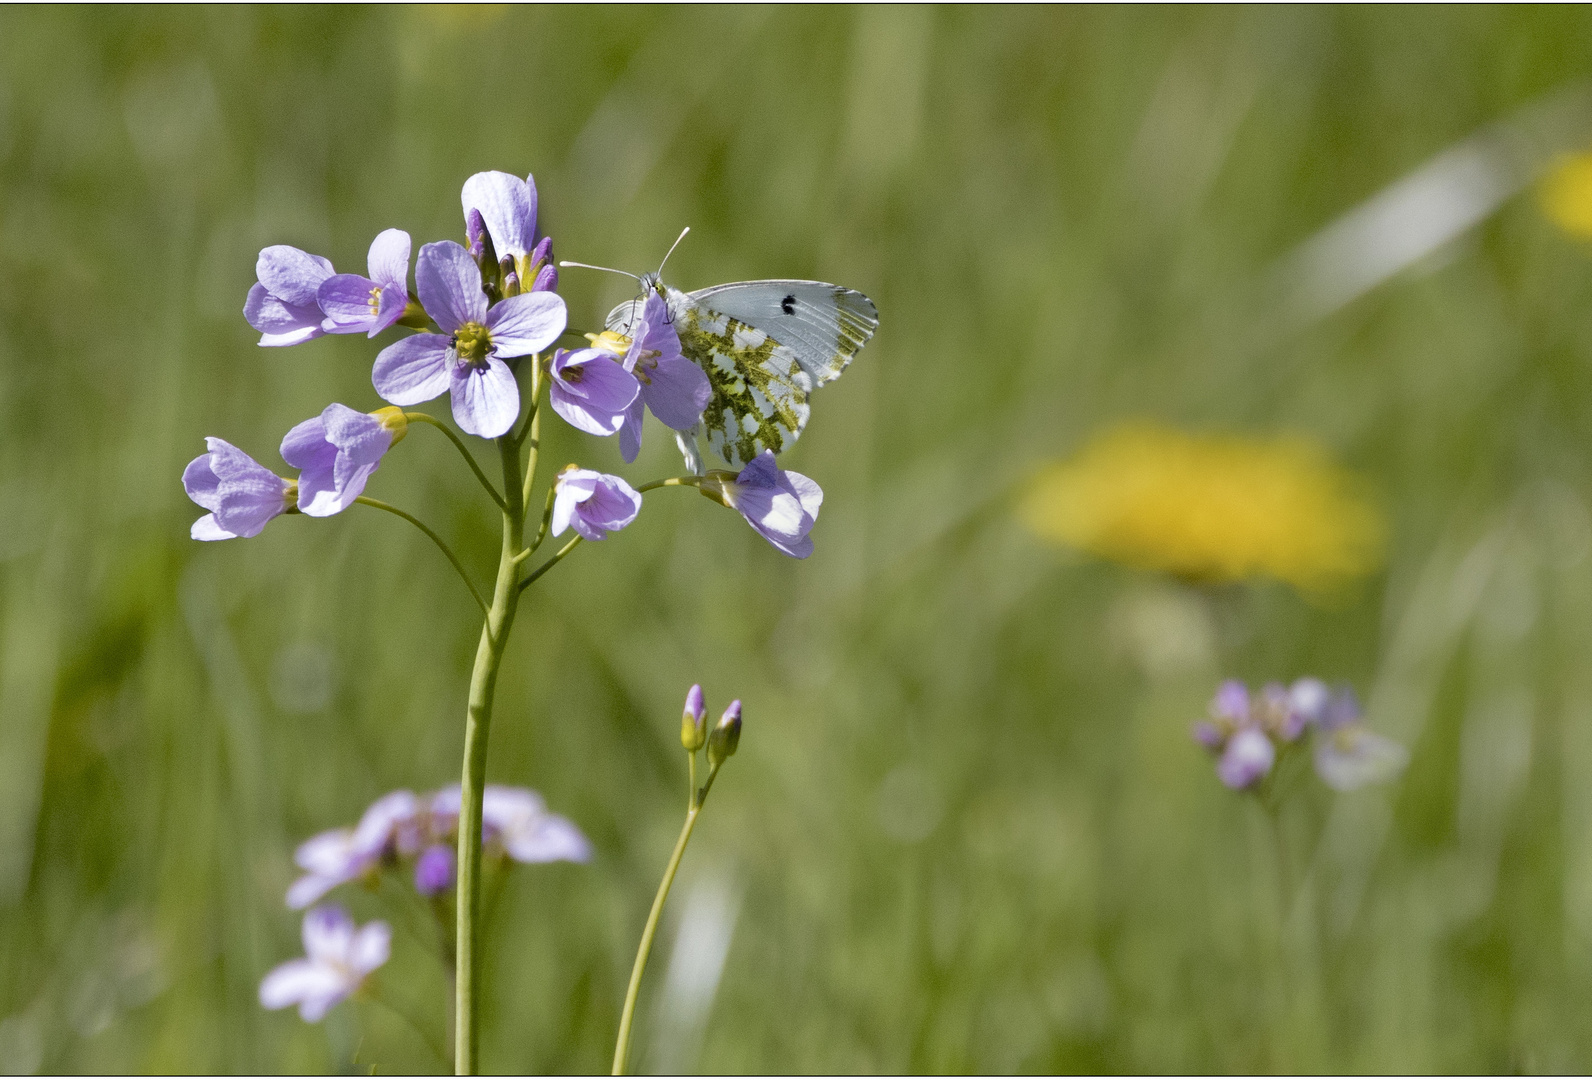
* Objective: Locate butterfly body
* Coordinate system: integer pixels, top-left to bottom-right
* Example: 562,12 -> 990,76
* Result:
607,276 -> 878,467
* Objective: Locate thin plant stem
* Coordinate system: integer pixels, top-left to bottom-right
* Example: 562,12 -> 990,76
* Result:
519,536 -> 582,593
355,497 -> 488,616
611,758 -> 723,1076
638,476 -> 704,493
404,411 -> 506,511
455,422 -> 530,1074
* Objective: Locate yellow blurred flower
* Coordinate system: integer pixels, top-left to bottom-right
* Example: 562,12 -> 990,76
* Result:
1539,152 -> 1592,240
1019,422 -> 1384,593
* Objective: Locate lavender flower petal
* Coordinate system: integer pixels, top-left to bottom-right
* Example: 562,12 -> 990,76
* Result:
260,906 -> 390,1022
183,439 -> 291,541
256,246 -> 335,307
549,349 -> 639,437
709,451 -> 822,558
372,333 -> 452,405
483,290 -> 567,357
1213,679 -> 1250,723
415,845 -> 455,896
619,399 -> 646,464
641,354 -> 712,430
245,282 -> 325,347
1216,726 -> 1275,789
1314,728 -> 1409,791
449,355 -> 520,438
367,228 -> 411,291
551,468 -> 641,541
460,171 -> 538,259
415,240 -> 487,333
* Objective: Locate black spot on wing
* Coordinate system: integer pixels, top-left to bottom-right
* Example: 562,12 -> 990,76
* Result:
781,294 -> 797,315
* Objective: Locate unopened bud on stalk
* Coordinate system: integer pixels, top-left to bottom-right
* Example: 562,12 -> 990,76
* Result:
681,684 -> 707,751
706,699 -> 742,768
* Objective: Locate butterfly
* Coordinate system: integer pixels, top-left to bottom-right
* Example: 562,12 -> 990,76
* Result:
576,233 -> 878,469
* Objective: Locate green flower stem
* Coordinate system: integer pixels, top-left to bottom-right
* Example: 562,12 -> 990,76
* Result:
454,431 -> 526,1075
638,476 -> 704,493
518,536 -> 582,593
404,411 -> 507,511
354,497 -> 488,616
611,757 -> 723,1076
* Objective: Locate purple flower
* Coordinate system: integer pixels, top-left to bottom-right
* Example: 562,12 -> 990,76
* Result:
700,450 -> 823,558
1305,683 -> 1408,791
1314,726 -> 1409,791
371,240 -> 566,438
317,229 -> 413,337
430,784 -> 592,865
549,348 -> 640,437
258,905 -> 390,1022
591,293 -> 711,463
183,438 -> 296,541
550,468 -> 642,542
279,404 -> 407,517
1217,725 -> 1275,790
1212,679 -> 1250,724
244,245 -> 335,347
286,790 -> 418,909
460,171 -> 539,275
414,845 -> 455,896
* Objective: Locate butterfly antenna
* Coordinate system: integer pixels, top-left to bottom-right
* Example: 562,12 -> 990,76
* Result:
656,227 -> 690,277
557,260 -> 641,281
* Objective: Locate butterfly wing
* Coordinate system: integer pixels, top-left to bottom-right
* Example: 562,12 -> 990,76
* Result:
686,280 -> 877,388
667,287 -> 813,466
603,279 -> 879,467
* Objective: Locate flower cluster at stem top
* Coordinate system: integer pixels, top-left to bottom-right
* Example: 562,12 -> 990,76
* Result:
1193,678 -> 1409,793
188,168 -> 826,559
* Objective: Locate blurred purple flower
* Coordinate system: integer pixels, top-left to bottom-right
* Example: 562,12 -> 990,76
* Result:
245,245 -> 335,347
259,905 -> 390,1022
598,293 -> 710,463
414,844 -> 455,896
183,438 -> 296,541
286,791 -> 418,909
1217,725 -> 1276,790
551,467 -> 642,542
372,240 -> 566,438
1212,679 -> 1249,724
1307,684 -> 1408,790
317,229 -> 413,338
549,348 -> 639,437
430,784 -> 591,865
280,405 -> 407,517
700,450 -> 823,558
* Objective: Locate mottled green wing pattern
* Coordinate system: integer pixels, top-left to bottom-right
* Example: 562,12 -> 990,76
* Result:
669,287 -> 813,466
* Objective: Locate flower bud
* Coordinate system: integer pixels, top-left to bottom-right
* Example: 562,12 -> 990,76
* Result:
502,270 -> 521,298
531,264 -> 558,293
681,684 -> 707,751
414,844 -> 455,896
706,699 -> 742,768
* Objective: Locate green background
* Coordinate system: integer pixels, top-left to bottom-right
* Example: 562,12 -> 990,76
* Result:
5,5 -> 1592,1072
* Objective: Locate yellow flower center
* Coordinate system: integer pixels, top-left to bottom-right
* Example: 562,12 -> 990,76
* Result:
366,284 -> 383,317
452,322 -> 491,368
586,330 -> 631,356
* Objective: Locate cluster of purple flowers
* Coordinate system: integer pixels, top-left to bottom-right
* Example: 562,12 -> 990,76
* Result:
187,168 -> 823,558
260,783 -> 588,1022
1193,678 -> 1408,792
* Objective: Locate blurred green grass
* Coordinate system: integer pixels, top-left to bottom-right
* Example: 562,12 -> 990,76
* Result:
6,4 -> 1592,1072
